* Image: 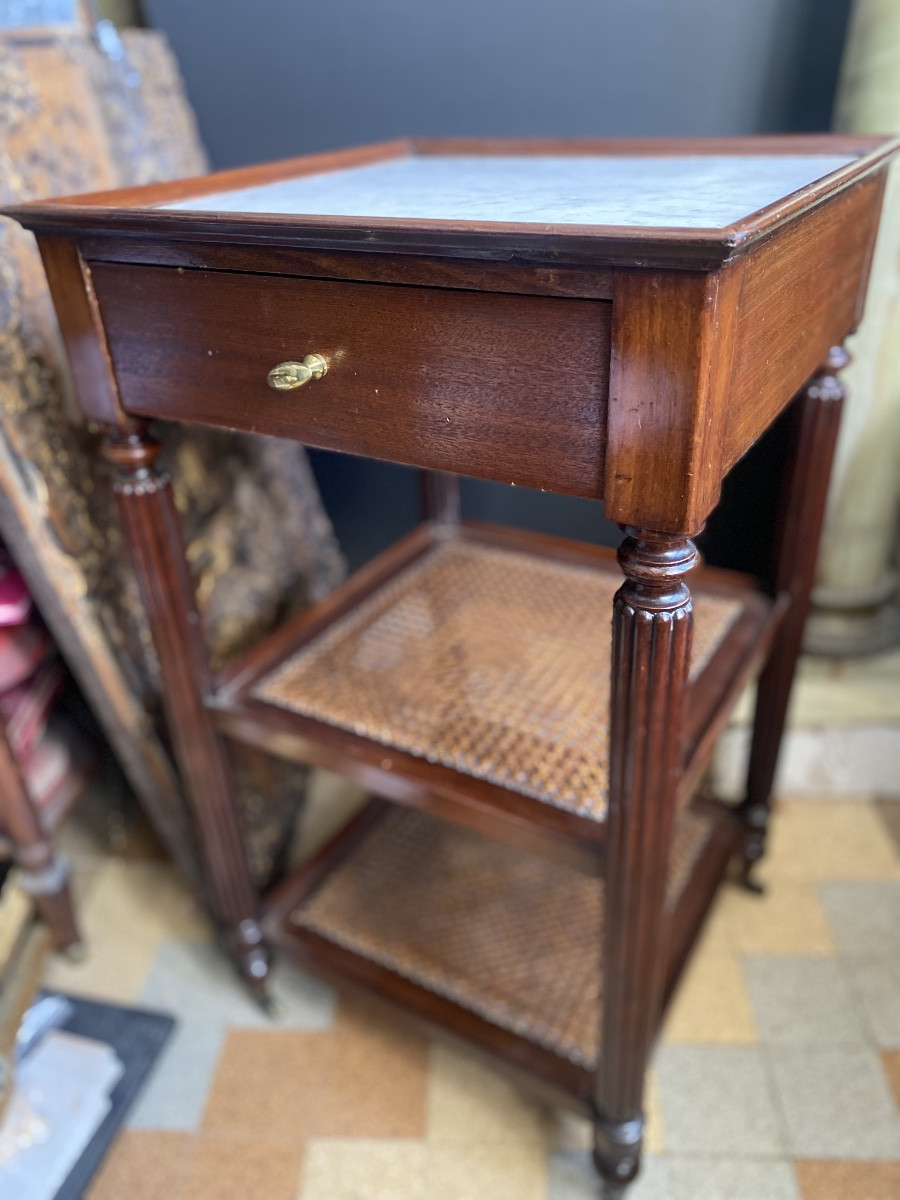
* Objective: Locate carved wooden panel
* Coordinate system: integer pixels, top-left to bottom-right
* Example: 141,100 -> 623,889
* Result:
0,25 -> 344,890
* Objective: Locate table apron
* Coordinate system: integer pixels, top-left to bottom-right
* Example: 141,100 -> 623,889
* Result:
89,262 -> 612,499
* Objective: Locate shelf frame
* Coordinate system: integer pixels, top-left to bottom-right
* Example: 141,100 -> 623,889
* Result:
261,794 -> 744,1111
209,520 -> 778,875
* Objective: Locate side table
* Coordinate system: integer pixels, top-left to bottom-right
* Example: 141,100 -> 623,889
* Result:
5,136 -> 896,1194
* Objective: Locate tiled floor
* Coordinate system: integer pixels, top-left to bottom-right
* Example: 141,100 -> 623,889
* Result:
36,774 -> 899,1200
715,650 -> 900,800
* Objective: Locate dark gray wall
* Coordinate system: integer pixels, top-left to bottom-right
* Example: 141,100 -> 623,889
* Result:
145,0 -> 850,169
143,0 -> 852,571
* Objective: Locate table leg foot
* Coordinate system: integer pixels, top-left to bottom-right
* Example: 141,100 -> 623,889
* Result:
19,855 -> 82,952
737,863 -> 767,895
593,1113 -> 643,1191
225,917 -> 272,1002
737,798 -> 770,891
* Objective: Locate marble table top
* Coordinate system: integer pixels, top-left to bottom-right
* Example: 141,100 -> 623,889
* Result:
162,153 -> 856,230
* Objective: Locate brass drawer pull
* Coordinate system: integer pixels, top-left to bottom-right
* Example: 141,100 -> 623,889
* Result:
267,354 -> 328,391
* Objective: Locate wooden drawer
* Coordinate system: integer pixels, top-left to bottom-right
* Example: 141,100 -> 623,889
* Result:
90,263 -> 612,497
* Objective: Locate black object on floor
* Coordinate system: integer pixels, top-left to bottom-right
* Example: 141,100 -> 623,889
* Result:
39,992 -> 175,1200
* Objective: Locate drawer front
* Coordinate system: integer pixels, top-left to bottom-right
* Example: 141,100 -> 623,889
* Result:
90,263 -> 611,498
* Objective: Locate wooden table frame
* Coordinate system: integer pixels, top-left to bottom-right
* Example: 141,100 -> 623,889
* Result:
6,135 -> 897,1195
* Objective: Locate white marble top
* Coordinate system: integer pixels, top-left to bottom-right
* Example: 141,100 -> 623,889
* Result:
162,154 -> 856,230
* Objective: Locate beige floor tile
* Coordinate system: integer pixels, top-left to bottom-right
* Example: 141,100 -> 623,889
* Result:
733,652 -> 900,730
42,889 -> 154,1003
548,1109 -> 593,1152
181,1133 -> 304,1200
763,801 -> 900,883
716,725 -> 900,799
86,1130 -> 193,1200
66,858 -> 206,947
789,649 -> 900,727
643,1069 -> 665,1154
794,1161 -> 900,1200
201,1001 -> 429,1144
661,942 -> 757,1045
688,891 -> 735,955
716,878 -> 836,955
427,1138 -> 548,1200
102,860 -> 211,942
200,1028 -> 324,1140
427,1044 -> 550,1145
774,728 -> 900,797
43,859 -> 210,1003
311,997 -> 429,1138
792,678 -> 900,726
300,1138 -> 429,1200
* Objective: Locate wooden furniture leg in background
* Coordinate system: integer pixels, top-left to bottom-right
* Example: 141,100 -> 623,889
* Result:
0,721 -> 80,953
739,347 -> 848,887
594,530 -> 698,1194
102,425 -> 271,997
419,471 -> 461,526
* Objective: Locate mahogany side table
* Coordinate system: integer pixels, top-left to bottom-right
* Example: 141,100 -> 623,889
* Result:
6,136 -> 897,1194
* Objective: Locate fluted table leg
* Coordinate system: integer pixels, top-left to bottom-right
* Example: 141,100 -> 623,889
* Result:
102,425 -> 270,996
740,347 -> 848,884
594,530 -> 697,1188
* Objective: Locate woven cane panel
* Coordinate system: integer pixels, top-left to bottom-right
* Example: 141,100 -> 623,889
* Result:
292,805 -> 716,1068
255,542 -> 742,822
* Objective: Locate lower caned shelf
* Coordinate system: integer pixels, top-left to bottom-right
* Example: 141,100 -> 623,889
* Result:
263,797 -> 743,1107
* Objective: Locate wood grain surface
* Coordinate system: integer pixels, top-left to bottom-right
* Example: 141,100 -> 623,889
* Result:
91,262 -> 612,497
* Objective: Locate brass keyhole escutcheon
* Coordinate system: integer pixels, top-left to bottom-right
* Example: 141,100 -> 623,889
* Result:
267,354 -> 329,391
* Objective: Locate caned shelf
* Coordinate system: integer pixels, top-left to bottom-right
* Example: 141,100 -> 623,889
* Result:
263,796 -> 743,1107
210,521 -> 779,874
212,516 -> 764,1096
